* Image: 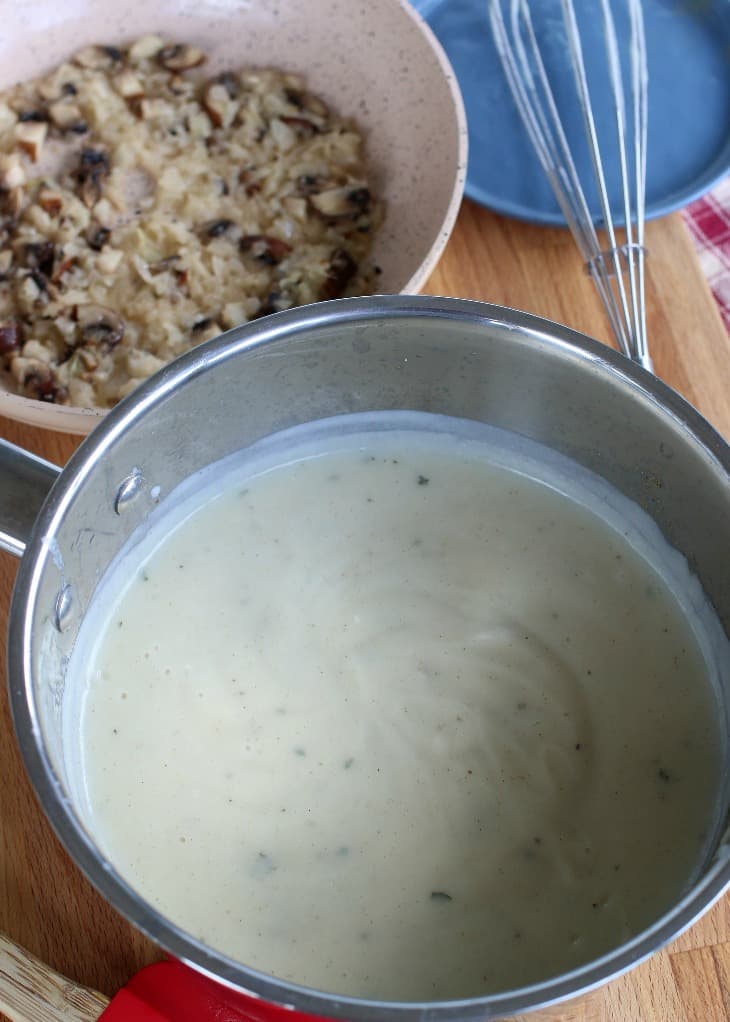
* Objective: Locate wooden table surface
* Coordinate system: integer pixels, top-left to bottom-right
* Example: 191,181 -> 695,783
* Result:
1,198 -> 729,1021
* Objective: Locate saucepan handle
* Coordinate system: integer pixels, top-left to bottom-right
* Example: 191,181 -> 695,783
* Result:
0,438 -> 61,559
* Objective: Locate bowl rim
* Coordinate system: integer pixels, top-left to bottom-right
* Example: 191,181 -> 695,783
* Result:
8,294 -> 730,1021
393,0 -> 468,297
0,0 -> 468,436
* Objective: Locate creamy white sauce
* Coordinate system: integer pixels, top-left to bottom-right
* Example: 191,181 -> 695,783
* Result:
66,413 -> 726,1001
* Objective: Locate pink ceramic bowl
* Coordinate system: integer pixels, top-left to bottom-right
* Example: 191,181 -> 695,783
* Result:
0,0 -> 467,433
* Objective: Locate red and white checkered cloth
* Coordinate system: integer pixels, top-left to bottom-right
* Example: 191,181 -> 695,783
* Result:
682,176 -> 730,334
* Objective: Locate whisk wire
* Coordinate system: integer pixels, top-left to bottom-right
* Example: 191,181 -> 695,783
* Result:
492,2 -> 628,348
630,0 -> 649,365
496,2 -> 596,258
600,0 -> 648,366
561,0 -> 637,358
489,0 -> 650,370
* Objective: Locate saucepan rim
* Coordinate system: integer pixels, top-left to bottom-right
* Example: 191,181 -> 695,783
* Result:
7,294 -> 730,1020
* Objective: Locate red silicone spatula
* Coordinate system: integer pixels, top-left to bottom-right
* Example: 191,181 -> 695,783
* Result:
0,934 -> 327,1022
0,933 -> 594,1021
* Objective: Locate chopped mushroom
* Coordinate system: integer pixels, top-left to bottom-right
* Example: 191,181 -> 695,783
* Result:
301,92 -> 329,119
269,118 -> 298,151
279,116 -> 319,138
96,248 -> 123,274
281,195 -> 307,221
74,347 -> 100,371
14,121 -> 47,161
0,153 -> 25,189
86,224 -> 110,250
157,44 -> 206,71
202,218 -> 235,240
17,272 -> 43,305
20,241 -> 55,277
38,188 -> 64,216
74,45 -> 123,71
75,303 -> 125,350
239,168 -> 262,196
75,148 -> 110,207
18,110 -> 48,123
215,72 -> 239,98
147,254 -> 180,274
59,345 -> 100,376
128,35 -> 165,62
0,320 -> 22,355
221,302 -> 248,328
38,77 -> 75,102
52,254 -> 77,282
123,93 -> 151,119
0,101 -> 17,132
167,74 -> 191,97
48,100 -> 88,132
0,39 -> 381,409
296,173 -> 325,196
114,70 -> 145,101
190,317 -> 222,342
309,186 -> 370,219
239,235 -> 292,265
319,247 -> 357,300
11,356 -> 69,402
256,289 -> 293,316
0,186 -> 25,219
283,88 -> 329,119
202,82 -> 238,129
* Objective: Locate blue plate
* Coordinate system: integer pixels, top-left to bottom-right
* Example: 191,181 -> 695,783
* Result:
414,0 -> 730,224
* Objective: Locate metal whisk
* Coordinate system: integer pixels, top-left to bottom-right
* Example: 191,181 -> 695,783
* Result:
489,0 -> 650,370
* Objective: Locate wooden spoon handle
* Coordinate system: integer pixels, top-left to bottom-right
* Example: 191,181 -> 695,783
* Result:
0,934 -> 109,1022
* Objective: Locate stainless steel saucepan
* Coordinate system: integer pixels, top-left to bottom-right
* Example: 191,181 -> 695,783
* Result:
1,295 -> 729,1020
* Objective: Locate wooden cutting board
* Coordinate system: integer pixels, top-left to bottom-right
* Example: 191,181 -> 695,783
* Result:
1,198 -> 729,1022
